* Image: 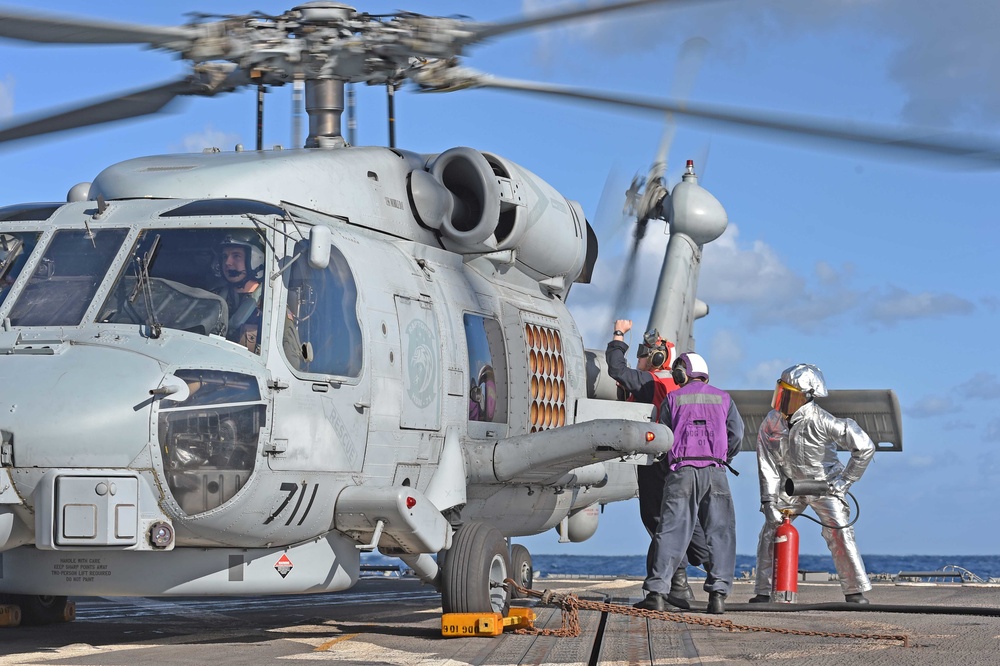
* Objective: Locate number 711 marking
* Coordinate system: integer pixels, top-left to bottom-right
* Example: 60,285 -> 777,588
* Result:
264,482 -> 320,526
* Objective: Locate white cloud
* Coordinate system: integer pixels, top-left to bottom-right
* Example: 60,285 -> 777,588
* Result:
0,75 -> 13,121
700,224 -> 802,306
746,358 -> 792,388
905,396 -> 957,418
522,0 -> 1000,129
174,125 -> 242,154
704,328 -> 743,385
571,217 -> 976,344
956,373 -> 1000,401
863,287 -> 976,325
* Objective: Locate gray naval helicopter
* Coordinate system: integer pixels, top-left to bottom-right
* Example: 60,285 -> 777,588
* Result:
9,0 -> 992,625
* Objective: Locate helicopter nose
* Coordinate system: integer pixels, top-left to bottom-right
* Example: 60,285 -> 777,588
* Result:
0,342 -> 165,469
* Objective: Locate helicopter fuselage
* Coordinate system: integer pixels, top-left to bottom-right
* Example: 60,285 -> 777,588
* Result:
0,145 -> 670,597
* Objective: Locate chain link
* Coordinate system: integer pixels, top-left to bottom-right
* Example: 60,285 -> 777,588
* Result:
504,579 -> 909,647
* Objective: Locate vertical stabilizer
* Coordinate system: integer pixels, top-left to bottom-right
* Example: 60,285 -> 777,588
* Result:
646,163 -> 727,353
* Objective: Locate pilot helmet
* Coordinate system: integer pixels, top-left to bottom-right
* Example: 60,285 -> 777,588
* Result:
217,230 -> 265,280
772,363 -> 828,416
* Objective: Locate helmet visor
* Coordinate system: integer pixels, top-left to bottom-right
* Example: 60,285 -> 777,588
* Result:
772,380 -> 809,416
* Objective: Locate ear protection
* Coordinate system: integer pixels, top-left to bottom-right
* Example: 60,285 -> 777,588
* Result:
641,328 -> 671,370
672,364 -> 688,386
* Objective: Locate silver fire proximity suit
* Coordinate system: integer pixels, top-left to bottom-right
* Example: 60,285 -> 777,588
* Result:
754,400 -> 875,597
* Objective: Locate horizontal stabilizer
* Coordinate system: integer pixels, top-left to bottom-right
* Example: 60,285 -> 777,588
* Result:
729,389 -> 902,453
466,419 -> 672,486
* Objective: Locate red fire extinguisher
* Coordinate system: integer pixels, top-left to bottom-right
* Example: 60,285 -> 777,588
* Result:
772,513 -> 799,603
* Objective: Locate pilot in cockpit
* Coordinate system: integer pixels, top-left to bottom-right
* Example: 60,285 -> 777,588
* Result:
213,231 -> 265,353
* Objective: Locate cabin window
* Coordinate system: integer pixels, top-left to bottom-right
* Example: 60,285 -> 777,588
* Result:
464,314 -> 508,423
157,369 -> 265,516
98,227 -> 267,353
8,228 -> 127,327
0,231 -> 41,306
281,238 -> 363,377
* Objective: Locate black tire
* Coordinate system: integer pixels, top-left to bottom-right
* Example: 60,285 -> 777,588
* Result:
14,595 -> 68,625
509,543 -> 533,599
441,522 -> 511,615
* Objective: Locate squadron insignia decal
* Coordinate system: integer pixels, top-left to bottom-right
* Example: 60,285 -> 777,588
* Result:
405,319 -> 438,408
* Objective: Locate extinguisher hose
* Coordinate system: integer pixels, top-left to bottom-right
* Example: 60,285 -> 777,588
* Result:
790,491 -> 860,530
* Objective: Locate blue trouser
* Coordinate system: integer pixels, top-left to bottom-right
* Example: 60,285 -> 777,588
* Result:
638,463 -> 711,578
643,465 -> 736,596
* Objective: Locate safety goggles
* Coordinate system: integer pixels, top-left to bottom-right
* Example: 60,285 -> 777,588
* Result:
637,329 -> 663,358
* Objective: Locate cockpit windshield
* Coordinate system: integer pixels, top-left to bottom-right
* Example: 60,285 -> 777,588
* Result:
8,229 -> 128,327
0,231 -> 41,305
98,228 -> 267,352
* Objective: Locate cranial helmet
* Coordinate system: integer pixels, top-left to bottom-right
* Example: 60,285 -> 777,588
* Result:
772,363 -> 828,416
638,328 -> 673,369
671,352 -> 709,385
218,230 -> 265,280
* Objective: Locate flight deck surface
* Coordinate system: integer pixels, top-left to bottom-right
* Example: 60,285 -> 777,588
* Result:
1,576 -> 998,665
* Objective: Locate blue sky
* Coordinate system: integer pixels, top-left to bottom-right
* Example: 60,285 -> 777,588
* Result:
1,1 -> 998,560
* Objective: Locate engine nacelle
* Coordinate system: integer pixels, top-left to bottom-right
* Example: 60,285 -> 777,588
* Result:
409,147 -> 591,294
556,504 -> 600,543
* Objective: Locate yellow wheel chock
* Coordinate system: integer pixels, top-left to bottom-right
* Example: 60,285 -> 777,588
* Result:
441,607 -> 536,637
0,604 -> 22,628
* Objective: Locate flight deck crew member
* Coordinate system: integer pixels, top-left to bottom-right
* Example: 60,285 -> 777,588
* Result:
751,363 -> 875,604
606,320 -> 710,608
635,352 -> 742,615
215,231 -> 265,353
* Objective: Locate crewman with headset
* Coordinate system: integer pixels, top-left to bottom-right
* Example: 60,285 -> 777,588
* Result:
635,352 -> 743,615
606,321 -> 710,609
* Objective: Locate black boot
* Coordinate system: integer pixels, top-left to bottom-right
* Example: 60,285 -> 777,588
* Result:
748,594 -> 770,603
707,591 -> 726,615
633,592 -> 667,611
845,592 -> 870,604
669,566 -> 695,600
666,567 -> 692,609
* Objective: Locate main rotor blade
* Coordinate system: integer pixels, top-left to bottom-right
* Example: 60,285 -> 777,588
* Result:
0,79 -> 199,146
476,76 -> 1000,168
0,7 -> 192,46
470,0 -> 709,43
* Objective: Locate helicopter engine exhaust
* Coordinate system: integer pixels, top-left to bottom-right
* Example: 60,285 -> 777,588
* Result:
409,147 -> 502,249
409,147 -> 591,295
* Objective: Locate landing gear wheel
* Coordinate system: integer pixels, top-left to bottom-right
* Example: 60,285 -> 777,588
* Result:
441,522 -> 511,615
11,594 -> 68,625
509,543 -> 533,599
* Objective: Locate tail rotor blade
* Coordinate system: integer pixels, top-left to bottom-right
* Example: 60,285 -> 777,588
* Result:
609,217 -> 650,321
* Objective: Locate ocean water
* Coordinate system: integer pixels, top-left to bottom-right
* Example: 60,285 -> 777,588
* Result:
361,552 -> 1000,581
528,554 -> 1000,581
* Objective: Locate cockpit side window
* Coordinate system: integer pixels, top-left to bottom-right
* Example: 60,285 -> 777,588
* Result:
464,314 -> 508,424
0,231 -> 41,306
9,229 -> 127,327
281,237 -> 362,377
97,228 -> 267,352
